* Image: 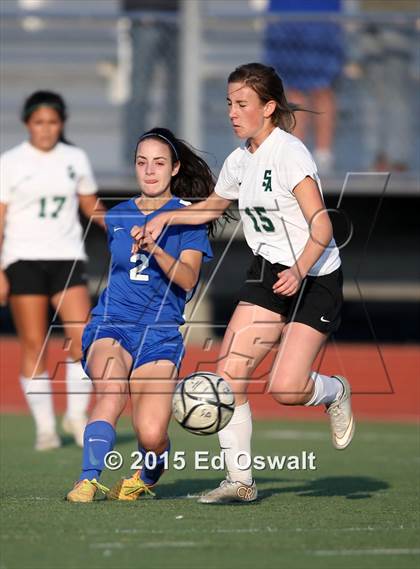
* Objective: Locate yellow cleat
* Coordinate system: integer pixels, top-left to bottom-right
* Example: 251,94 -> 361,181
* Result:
107,470 -> 156,501
66,478 -> 109,503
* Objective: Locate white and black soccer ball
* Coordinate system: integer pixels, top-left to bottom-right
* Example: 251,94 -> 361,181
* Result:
172,372 -> 235,435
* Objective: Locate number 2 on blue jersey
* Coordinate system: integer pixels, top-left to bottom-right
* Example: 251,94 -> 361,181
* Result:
129,253 -> 149,282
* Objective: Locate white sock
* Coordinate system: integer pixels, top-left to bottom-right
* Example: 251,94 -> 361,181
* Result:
305,372 -> 344,407
65,358 -> 92,420
20,374 -> 56,436
218,401 -> 253,485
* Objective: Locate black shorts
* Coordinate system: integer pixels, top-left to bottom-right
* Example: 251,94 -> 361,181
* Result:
238,255 -> 343,334
5,260 -> 88,296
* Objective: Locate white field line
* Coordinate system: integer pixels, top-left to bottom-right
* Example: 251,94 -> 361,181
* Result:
90,543 -> 124,549
294,526 -> 419,534
260,430 -> 419,442
114,528 -> 262,535
91,540 -> 202,549
311,548 -> 420,556
137,542 -> 201,548
111,526 -> 419,535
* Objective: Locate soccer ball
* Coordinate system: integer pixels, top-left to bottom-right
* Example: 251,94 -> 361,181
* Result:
172,372 -> 235,435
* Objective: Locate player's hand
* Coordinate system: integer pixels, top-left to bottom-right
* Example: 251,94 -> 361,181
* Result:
135,230 -> 161,255
130,224 -> 144,254
131,214 -> 166,254
0,269 -> 10,306
272,266 -> 303,297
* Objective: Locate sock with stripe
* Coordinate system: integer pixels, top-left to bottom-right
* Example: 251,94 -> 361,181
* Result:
79,420 -> 116,481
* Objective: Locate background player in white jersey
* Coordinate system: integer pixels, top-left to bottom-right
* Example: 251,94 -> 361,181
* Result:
132,63 -> 355,503
0,91 -> 105,451
66,128 -> 213,502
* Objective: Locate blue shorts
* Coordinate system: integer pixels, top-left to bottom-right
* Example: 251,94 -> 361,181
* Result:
81,316 -> 185,377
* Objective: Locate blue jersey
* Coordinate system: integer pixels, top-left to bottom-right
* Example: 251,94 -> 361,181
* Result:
92,197 -> 213,325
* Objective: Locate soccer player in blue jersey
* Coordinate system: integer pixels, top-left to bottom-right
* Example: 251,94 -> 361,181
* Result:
66,128 -> 213,502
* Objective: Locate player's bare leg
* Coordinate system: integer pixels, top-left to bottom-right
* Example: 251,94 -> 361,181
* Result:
9,294 -> 59,450
66,339 -> 131,502
87,338 -> 131,426
312,87 -> 336,174
9,294 -> 49,377
199,303 -> 285,504
52,284 -> 92,446
286,89 -> 310,142
107,360 -> 176,501
269,322 -> 354,449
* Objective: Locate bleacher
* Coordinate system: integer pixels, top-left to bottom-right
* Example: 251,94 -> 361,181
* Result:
1,0 -> 419,175
0,0 -> 122,171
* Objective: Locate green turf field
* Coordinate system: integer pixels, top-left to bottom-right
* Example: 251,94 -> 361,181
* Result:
1,415 -> 419,569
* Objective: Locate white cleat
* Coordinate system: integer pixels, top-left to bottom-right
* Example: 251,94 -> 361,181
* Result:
62,415 -> 87,447
35,432 -> 61,451
326,375 -> 355,450
198,477 -> 257,504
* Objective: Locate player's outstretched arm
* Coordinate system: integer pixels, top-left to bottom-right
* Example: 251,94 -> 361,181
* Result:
139,229 -> 203,292
154,248 -> 203,292
131,192 -> 232,249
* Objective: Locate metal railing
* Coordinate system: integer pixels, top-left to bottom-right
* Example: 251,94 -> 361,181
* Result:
1,3 -> 418,183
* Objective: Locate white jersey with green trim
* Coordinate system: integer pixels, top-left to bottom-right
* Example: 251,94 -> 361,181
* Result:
0,141 -> 97,269
214,127 -> 341,277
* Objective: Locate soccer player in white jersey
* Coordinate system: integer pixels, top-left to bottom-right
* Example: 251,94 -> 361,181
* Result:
66,128 -> 213,502
0,91 -> 105,451
132,63 -> 355,503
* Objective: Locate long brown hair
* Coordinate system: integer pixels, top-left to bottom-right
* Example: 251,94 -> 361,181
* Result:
228,63 -> 308,133
136,127 -> 220,236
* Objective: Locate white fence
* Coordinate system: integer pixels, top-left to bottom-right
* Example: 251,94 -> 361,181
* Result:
1,0 -> 418,187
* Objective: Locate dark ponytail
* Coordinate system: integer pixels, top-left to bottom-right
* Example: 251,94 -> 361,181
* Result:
136,127 -> 223,236
21,90 -> 72,145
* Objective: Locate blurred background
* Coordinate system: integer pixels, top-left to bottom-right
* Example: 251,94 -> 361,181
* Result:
1,6 -> 419,565
0,0 -> 419,343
